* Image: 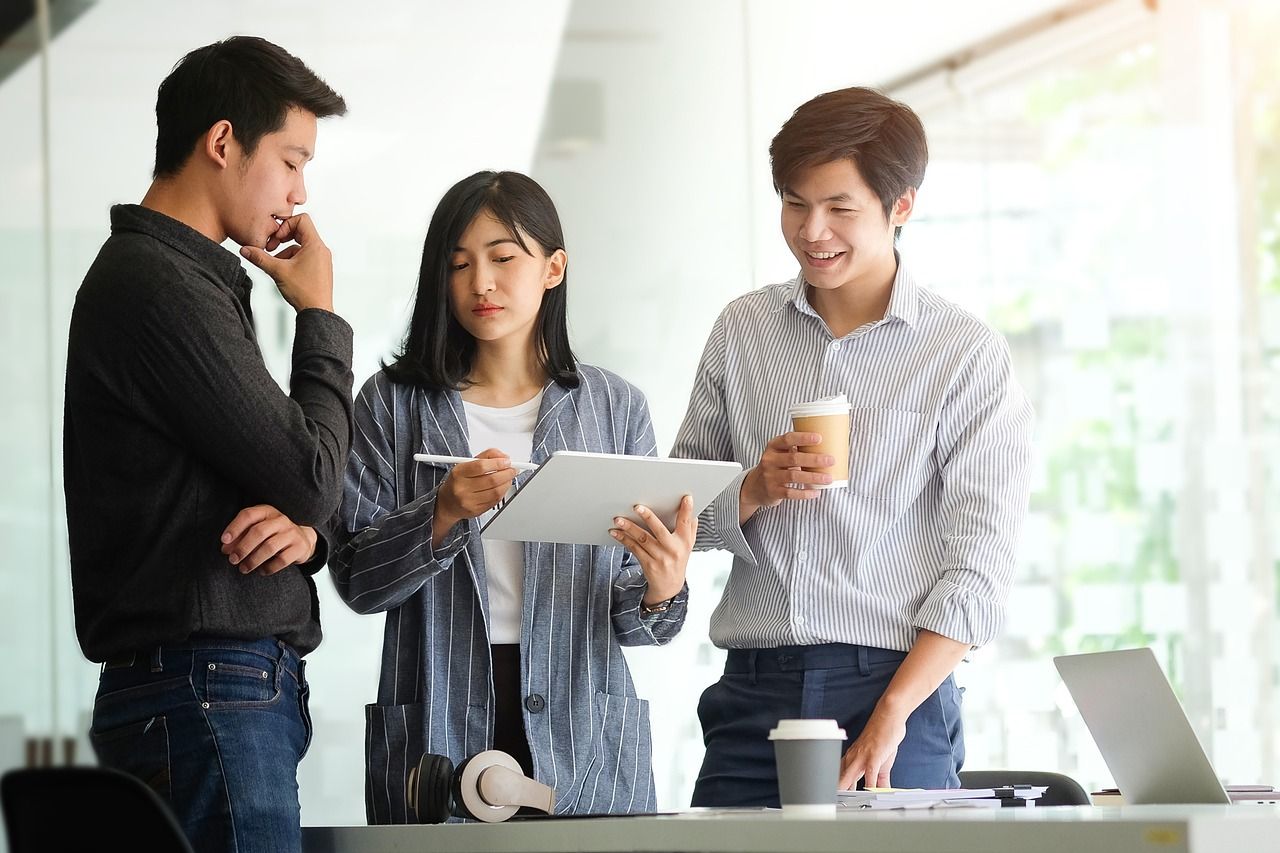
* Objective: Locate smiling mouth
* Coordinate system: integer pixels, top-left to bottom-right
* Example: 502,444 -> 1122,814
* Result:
806,251 -> 844,261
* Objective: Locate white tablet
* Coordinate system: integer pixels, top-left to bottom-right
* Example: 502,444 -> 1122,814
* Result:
480,451 -> 743,547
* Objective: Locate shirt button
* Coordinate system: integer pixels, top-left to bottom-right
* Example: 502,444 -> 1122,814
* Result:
525,693 -> 546,714
795,617 -> 806,627
797,551 -> 808,563
829,340 -> 840,350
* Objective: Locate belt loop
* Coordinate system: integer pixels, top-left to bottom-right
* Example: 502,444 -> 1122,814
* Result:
857,645 -> 870,677
150,646 -> 163,674
747,650 -> 758,686
298,658 -> 306,686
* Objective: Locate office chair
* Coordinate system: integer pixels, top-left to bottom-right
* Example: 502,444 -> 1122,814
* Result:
959,769 -> 1092,806
1,766 -> 193,852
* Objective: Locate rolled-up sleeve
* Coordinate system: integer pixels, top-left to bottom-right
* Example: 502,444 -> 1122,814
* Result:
912,334 -> 1034,647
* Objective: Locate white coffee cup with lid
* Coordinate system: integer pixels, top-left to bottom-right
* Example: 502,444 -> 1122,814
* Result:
787,395 -> 852,490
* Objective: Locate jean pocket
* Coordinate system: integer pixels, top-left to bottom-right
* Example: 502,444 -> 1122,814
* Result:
94,674 -> 191,713
197,660 -> 281,709
89,715 -> 173,801
298,679 -> 314,761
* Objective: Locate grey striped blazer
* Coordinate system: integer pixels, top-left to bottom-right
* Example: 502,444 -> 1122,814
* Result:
329,364 -> 688,823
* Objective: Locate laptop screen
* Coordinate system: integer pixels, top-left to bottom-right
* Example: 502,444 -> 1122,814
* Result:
1054,648 -> 1231,805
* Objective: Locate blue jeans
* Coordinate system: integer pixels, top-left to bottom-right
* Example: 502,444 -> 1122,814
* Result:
691,643 -> 964,807
89,638 -> 312,853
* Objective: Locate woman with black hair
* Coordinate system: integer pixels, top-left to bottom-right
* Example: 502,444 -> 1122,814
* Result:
329,171 -> 694,822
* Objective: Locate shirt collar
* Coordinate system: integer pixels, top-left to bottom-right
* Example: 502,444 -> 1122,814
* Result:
109,204 -> 252,299
783,251 -> 921,330
884,256 -> 921,327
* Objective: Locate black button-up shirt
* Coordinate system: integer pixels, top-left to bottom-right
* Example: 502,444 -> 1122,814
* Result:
64,204 -> 354,661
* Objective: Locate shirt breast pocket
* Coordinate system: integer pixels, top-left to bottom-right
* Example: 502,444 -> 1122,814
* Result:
847,407 -> 930,501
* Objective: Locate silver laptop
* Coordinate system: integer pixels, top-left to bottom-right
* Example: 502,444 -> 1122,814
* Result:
1054,648 -> 1276,805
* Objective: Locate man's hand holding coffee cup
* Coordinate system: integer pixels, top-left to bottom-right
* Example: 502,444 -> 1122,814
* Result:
738,432 -> 834,523
740,395 -> 853,524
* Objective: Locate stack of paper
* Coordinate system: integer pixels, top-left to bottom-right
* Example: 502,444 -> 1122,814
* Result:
837,786 -> 1047,810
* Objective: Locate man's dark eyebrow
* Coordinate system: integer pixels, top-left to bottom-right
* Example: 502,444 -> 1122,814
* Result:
781,190 -> 853,204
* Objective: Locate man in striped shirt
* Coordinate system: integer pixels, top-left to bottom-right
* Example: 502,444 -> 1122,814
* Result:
671,87 -> 1034,806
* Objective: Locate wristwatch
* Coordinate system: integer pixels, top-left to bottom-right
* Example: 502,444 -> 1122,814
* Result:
640,596 -> 675,615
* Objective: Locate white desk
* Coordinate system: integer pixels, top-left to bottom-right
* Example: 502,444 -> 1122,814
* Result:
303,805 -> 1280,853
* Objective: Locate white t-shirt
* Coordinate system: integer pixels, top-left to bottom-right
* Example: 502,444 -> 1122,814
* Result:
464,391 -> 542,645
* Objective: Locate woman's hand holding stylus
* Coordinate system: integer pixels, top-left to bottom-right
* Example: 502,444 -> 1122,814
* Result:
432,448 -> 518,548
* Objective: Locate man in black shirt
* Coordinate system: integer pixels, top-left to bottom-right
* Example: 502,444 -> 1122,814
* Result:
63,36 -> 350,853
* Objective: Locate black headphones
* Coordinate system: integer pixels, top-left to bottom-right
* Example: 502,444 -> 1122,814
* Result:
406,749 -> 555,823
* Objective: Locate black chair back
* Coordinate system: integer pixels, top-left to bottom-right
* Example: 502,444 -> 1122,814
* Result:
959,769 -> 1092,806
1,766 -> 193,852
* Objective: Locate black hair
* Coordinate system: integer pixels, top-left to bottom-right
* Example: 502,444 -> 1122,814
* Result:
153,35 -> 346,178
383,171 -> 579,392
770,86 -> 928,240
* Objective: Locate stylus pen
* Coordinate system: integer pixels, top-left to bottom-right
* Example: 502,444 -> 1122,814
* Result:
413,453 -> 540,472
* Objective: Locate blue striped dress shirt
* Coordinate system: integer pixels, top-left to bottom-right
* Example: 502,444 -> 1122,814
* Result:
671,258 -> 1034,652
329,364 -> 686,822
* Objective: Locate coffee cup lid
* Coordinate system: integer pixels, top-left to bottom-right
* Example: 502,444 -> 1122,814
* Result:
788,394 -> 851,418
768,718 -> 847,741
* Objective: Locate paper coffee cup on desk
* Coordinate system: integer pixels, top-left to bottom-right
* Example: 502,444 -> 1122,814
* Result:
769,718 -> 847,814
788,395 -> 852,489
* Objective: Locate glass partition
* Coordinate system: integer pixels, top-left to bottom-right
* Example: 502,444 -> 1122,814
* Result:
903,0 -> 1279,785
